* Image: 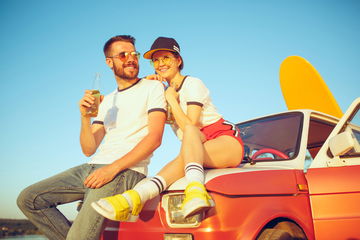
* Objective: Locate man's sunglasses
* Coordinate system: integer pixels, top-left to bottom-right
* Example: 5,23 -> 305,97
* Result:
107,51 -> 140,62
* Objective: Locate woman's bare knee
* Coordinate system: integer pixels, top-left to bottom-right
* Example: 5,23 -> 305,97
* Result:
183,124 -> 206,143
183,124 -> 199,136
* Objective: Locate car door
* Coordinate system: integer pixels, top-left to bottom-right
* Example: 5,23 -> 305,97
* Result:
306,97 -> 360,240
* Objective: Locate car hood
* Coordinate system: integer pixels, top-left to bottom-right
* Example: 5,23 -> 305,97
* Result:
166,168 -> 306,196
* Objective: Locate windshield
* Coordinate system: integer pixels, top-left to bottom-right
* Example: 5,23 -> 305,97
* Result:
237,112 -> 303,162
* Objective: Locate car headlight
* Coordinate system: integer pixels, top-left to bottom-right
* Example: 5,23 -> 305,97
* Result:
162,193 -> 203,228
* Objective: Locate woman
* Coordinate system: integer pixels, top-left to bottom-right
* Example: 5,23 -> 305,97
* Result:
92,37 -> 244,221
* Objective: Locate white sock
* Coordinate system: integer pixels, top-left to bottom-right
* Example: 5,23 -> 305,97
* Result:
122,192 -> 134,209
134,175 -> 167,204
185,162 -> 204,184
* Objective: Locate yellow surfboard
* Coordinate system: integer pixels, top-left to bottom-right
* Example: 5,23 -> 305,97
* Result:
279,56 -> 343,118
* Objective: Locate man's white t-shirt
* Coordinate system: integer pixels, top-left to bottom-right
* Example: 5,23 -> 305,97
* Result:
88,79 -> 166,175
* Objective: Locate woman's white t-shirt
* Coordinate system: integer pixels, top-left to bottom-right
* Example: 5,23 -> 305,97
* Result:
171,76 -> 222,140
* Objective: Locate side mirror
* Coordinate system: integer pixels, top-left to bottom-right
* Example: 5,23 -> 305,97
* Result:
329,130 -> 360,156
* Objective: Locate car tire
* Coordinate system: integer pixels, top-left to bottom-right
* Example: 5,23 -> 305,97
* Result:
274,221 -> 307,239
257,228 -> 292,240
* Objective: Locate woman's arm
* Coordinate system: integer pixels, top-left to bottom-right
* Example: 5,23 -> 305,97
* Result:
166,87 -> 202,131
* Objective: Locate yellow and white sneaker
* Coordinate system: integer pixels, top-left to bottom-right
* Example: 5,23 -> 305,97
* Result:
181,182 -> 215,218
91,190 -> 143,222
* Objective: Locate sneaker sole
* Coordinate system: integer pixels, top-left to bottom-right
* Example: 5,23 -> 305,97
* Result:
91,202 -> 139,222
91,201 -> 117,221
182,198 -> 215,218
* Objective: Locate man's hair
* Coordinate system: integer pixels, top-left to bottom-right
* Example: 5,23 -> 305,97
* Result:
103,35 -> 136,57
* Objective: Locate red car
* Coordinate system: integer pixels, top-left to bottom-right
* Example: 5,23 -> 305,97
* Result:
101,97 -> 360,240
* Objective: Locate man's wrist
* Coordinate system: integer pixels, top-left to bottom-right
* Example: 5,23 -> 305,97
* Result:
109,161 -> 122,174
81,115 -> 92,123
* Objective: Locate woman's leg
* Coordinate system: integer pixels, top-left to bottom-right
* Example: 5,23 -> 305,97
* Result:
181,124 -> 243,168
180,124 -> 243,217
180,124 -> 207,184
92,156 -> 186,221
203,135 -> 243,168
157,155 -> 186,184
92,125 -> 243,221
132,155 -> 185,204
132,124 -> 243,217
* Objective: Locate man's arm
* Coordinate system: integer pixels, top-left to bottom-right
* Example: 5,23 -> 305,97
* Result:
84,110 -> 166,188
79,90 -> 106,156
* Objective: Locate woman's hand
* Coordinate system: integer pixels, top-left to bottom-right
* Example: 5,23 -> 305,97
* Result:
84,165 -> 118,189
165,86 -> 179,102
146,74 -> 167,88
146,74 -> 166,82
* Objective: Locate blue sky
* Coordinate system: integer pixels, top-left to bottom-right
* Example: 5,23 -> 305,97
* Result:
1,0 -> 359,220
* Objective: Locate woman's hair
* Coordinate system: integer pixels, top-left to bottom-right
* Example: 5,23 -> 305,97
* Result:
172,52 -> 184,70
103,35 -> 136,57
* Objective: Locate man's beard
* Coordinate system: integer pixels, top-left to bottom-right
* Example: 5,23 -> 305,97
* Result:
114,62 -> 139,80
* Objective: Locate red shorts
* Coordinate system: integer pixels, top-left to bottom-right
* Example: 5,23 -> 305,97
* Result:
200,118 -> 243,147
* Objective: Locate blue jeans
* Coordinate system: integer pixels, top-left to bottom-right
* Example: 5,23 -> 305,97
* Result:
17,163 -> 145,240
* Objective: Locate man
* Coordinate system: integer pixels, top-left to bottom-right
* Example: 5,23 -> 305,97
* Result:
17,35 -> 167,240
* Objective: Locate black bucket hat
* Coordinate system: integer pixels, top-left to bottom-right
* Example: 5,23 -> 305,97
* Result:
143,37 -> 181,59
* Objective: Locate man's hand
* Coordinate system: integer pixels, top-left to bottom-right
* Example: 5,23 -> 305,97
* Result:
79,90 -> 104,117
84,165 -> 118,189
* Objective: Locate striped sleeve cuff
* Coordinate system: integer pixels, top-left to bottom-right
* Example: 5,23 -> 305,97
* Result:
148,108 -> 167,114
187,101 -> 203,107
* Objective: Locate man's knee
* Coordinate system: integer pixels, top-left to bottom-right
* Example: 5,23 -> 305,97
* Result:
17,184 -> 47,211
17,186 -> 34,211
